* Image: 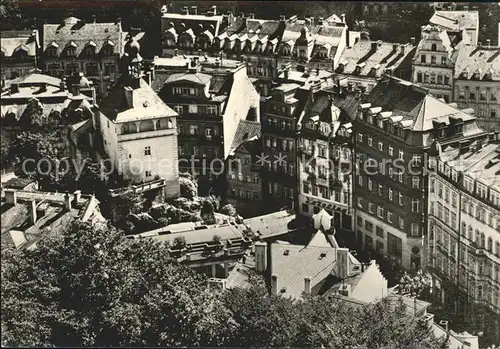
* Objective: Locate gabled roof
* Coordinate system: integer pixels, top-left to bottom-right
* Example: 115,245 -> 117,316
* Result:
164,72 -> 212,86
430,10 -> 479,31
1,30 -> 38,57
454,44 -> 500,80
229,119 -> 261,156
99,78 -> 177,123
43,17 -> 124,55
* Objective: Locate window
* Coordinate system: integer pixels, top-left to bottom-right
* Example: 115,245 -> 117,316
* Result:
378,141 -> 383,151
388,188 -> 393,200
368,178 -> 373,191
398,193 -> 403,206
365,220 -> 374,232
358,175 -> 363,187
376,226 -> 384,238
417,72 -> 422,83
145,171 -> 152,177
469,90 -> 475,100
144,146 -> 151,156
188,105 -> 198,114
411,199 -> 420,213
368,202 -> 374,213
174,105 -> 184,114
431,55 -> 436,64
378,184 -> 383,196
387,211 -> 393,223
398,150 -> 404,160
411,223 -> 420,237
301,203 -> 309,213
421,55 -> 426,63
368,137 -> 373,147
441,56 -> 446,65
189,125 -> 199,135
377,206 -> 384,218
399,217 -> 405,229
389,146 -> 393,156
412,177 -> 420,189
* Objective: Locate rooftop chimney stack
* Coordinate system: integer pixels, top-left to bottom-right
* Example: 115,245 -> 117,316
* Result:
255,241 -> 268,272
271,275 -> 278,295
73,190 -> 82,203
92,14 -> 96,23
191,6 -> 197,15
212,5 -> 217,15
60,78 -> 66,91
341,13 -> 346,23
10,83 -> 19,94
304,277 -> 311,295
318,17 -> 324,25
371,41 -> 378,52
174,48 -> 178,56
4,189 -> 17,205
280,14 -> 286,21
400,44 -> 405,55
486,39 -> 491,46
30,200 -> 37,225
183,6 -> 189,15
64,192 -> 72,211
117,16 -> 121,25
410,37 -> 416,46
249,13 -> 255,19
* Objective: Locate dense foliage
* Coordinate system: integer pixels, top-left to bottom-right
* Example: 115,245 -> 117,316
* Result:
2,221 -> 448,348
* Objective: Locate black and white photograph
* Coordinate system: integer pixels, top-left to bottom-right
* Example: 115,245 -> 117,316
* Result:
1,0 -> 499,347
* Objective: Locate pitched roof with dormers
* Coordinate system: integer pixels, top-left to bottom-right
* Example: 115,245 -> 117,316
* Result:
454,44 -> 500,80
1,30 -> 38,57
430,10 -> 479,31
42,17 -> 124,56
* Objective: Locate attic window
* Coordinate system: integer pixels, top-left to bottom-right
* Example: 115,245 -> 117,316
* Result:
283,249 -> 290,256
280,287 -> 287,293
319,252 -> 327,258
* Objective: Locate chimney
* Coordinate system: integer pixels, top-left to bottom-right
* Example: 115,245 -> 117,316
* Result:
174,48 -> 178,56
117,16 -> 121,25
73,190 -> 82,203
400,44 -> 405,55
318,17 -> 324,25
392,44 -> 398,52
255,242 -> 268,272
4,189 -> 17,205
371,41 -> 378,52
183,6 -> 189,15
280,14 -> 286,21
478,42 -> 482,47
10,83 -> 19,94
30,200 -> 37,224
310,17 -> 314,26
316,66 -> 320,75
439,320 -> 449,332
410,37 -> 416,45
92,14 -> 96,23
191,6 -> 197,15
271,275 -> 278,295
249,13 -> 255,19
60,78 -> 66,91
486,39 -> 491,46
212,5 -> 217,15
64,192 -> 72,211
39,82 -> 47,93
284,68 -> 289,80
304,277 -> 311,295
341,13 -> 346,23
336,249 -> 350,279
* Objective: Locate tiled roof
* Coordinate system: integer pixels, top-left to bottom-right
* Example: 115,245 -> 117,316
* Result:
164,72 -> 212,86
271,242 -> 338,299
454,44 -> 500,80
1,30 -> 38,57
430,10 -> 479,30
3,178 -> 36,190
337,40 -> 414,76
150,223 -> 245,245
226,251 -> 256,290
43,17 -> 124,55
229,120 -> 261,155
6,72 -> 62,87
100,77 -> 177,123
243,210 -> 300,238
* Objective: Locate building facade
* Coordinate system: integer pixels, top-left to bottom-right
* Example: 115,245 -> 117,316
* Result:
354,77 -> 488,270
426,141 -> 500,314
336,39 -> 416,94
1,30 -> 39,82
97,37 -> 180,197
42,16 -> 142,97
154,55 -> 260,195
297,87 -> 356,232
453,44 -> 500,132
412,25 -> 459,103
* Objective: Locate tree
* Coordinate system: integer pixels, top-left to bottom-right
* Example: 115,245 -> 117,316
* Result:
1,221 -> 233,347
1,139 -> 12,169
201,199 -> 216,225
220,204 -> 237,217
179,176 -> 197,200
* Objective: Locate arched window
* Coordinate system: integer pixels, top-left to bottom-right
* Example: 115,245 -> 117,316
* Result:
468,226 -> 473,241
121,123 -> 137,134
431,43 -> 437,51
481,233 -> 485,248
475,229 -> 480,244
139,120 -> 154,132
461,222 -> 466,236
487,237 -> 493,252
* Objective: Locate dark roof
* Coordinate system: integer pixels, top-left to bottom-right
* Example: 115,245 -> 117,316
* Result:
43,17 -> 124,55
1,30 -> 38,57
164,72 -> 212,86
3,178 -> 36,190
229,120 -> 261,155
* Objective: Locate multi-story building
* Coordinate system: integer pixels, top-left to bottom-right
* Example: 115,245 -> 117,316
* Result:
225,120 -> 262,217
1,71 -> 95,153
429,10 -> 479,45
426,140 -> 500,314
97,36 -> 180,198
336,39 -> 416,94
354,76 -> 489,270
296,86 -> 356,232
431,2 -> 479,11
42,16 -> 143,96
153,55 -> 260,195
412,24 -> 462,103
1,30 -> 39,82
1,186 -> 104,250
453,43 -> 500,132
160,5 -> 225,57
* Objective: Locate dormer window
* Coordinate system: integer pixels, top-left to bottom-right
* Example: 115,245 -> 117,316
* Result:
83,42 -> 96,56
317,48 -> 328,58
431,43 -> 437,51
101,44 -> 114,56
378,119 -> 384,129
65,45 -> 76,57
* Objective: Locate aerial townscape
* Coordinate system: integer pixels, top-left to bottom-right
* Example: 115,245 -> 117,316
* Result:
1,0 -> 500,348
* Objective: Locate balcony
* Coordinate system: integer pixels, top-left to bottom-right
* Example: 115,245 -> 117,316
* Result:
119,128 -> 175,142
109,178 -> 167,197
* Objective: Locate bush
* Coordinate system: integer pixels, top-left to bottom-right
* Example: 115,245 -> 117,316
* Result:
179,176 -> 197,200
220,204 -> 237,217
